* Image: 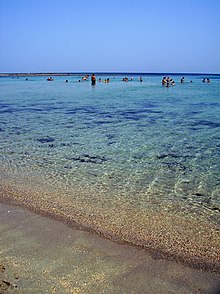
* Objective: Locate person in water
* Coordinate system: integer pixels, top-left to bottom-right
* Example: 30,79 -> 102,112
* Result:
91,73 -> 96,85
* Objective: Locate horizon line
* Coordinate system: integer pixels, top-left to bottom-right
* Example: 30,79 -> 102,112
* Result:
0,71 -> 220,76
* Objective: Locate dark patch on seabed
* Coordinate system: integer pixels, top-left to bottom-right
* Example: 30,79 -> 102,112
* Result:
132,151 -> 149,160
162,161 -> 187,172
187,110 -> 202,116
156,153 -> 193,160
65,106 -> 98,115
26,104 -> 61,112
68,154 -> 108,164
94,120 -> 113,125
0,103 -> 11,108
106,134 -> 116,145
190,120 -> 220,129
0,108 -> 15,114
106,134 -> 115,140
120,109 -> 163,120
156,153 -> 181,159
155,153 -> 194,172
37,136 -> 55,143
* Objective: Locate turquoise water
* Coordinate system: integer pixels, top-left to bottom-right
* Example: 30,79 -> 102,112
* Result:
0,74 -> 220,225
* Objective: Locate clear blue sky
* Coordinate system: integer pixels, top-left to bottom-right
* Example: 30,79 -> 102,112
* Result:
0,0 -> 220,73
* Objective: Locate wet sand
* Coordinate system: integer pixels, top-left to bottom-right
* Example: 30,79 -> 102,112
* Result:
0,202 -> 220,293
1,174 -> 220,274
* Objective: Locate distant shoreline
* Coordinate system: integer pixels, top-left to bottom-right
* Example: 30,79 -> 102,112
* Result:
0,72 -> 219,77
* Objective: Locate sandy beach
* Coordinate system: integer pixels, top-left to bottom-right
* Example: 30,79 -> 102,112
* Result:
1,174 -> 220,273
0,201 -> 220,293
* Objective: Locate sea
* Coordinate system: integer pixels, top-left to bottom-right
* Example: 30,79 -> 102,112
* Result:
0,73 -> 220,269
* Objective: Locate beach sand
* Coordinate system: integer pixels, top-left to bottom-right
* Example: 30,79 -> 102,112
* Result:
0,202 -> 220,294
1,174 -> 220,273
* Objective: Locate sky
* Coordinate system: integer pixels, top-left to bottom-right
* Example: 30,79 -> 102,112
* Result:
0,0 -> 220,73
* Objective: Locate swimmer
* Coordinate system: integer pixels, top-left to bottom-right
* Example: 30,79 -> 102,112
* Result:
162,77 -> 167,86
91,73 -> 96,85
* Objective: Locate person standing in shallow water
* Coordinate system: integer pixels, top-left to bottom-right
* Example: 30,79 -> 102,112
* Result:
91,73 -> 96,85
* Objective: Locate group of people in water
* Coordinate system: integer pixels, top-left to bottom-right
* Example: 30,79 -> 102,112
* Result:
162,76 -> 211,87
85,74 -> 143,85
91,74 -> 111,84
45,74 -> 211,86
202,78 -> 211,83
89,74 -> 144,85
162,76 -> 175,87
162,76 -> 192,87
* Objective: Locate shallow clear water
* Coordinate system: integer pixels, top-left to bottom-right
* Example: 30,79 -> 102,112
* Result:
0,74 -> 220,224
